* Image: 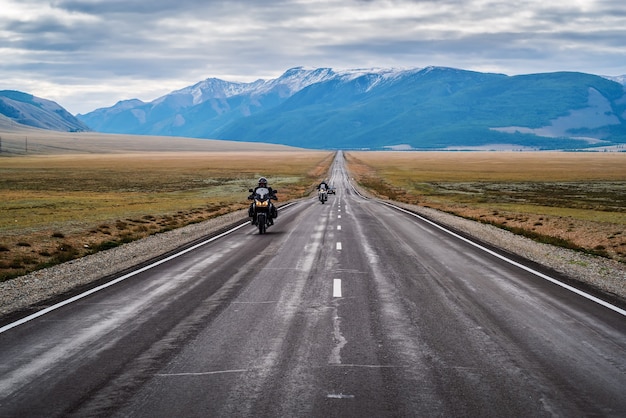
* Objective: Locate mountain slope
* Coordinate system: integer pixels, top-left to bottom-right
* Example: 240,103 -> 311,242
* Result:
76,67 -> 626,150
0,90 -> 90,132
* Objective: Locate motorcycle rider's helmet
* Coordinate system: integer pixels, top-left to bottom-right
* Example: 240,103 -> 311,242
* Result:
258,177 -> 268,187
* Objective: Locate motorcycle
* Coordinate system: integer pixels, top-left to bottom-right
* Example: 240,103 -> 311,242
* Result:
248,187 -> 277,234
318,186 -> 328,204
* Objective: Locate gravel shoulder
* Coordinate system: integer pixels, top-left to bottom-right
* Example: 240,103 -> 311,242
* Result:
1,200 -> 624,323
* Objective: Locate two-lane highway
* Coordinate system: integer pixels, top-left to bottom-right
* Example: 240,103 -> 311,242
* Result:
1,152 -> 625,416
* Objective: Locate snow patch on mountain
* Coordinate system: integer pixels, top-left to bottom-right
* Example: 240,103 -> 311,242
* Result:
151,66 -> 424,109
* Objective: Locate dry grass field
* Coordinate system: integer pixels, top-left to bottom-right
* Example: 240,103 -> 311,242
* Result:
0,125 -> 333,281
345,151 -> 626,263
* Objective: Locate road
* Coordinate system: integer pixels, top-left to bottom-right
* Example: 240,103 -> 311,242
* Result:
1,152 -> 625,417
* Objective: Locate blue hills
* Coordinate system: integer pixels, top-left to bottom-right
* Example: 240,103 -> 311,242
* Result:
2,67 -> 625,150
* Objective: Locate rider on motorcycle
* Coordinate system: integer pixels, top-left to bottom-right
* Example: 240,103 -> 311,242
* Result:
317,180 -> 329,191
248,177 -> 278,225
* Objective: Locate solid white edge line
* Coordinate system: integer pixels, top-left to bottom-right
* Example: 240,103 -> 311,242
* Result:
380,201 -> 626,317
0,202 -> 299,335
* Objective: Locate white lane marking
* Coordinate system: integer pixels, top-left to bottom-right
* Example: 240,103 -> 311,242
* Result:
328,364 -> 403,368
338,215 -> 341,219
231,301 -> 278,304
337,225 -> 341,230
336,242 -> 342,250
333,279 -> 342,298
380,201 -> 626,317
157,369 -> 249,377
327,393 -> 355,399
0,220 -> 254,334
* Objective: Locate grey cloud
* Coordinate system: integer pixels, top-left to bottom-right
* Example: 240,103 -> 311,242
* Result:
1,0 -> 624,114
52,0 -> 217,15
51,0 -> 298,19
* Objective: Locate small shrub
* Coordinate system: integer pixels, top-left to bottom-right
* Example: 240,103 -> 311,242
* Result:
51,232 -> 65,238
589,246 -> 609,258
0,244 -> 10,252
52,244 -> 79,263
17,242 -> 32,247
94,241 -> 119,251
9,259 -> 24,269
21,256 -> 37,265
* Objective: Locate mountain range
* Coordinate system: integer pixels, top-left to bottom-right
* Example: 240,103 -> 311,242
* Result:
2,67 -> 626,150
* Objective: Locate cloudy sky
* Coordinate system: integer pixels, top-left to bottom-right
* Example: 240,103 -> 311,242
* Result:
1,0 -> 625,114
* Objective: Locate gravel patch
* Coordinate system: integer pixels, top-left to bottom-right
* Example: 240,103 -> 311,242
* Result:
1,200 -> 624,321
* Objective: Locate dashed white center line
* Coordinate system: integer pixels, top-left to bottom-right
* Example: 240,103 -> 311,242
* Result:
336,242 -> 342,250
328,393 -> 354,399
333,279 -> 342,297
338,215 -> 341,219
337,225 -> 341,230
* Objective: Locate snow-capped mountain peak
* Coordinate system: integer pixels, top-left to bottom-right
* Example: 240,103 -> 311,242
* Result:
152,66 -> 425,109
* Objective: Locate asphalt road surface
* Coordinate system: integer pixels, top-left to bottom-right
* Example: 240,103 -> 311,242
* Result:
1,152 -> 625,417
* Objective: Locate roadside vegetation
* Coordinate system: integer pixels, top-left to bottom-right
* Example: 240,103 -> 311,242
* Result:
0,151 -> 333,281
345,151 -> 626,263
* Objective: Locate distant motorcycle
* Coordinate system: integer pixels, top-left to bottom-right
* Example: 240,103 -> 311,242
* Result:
318,186 -> 328,204
249,187 -> 277,234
